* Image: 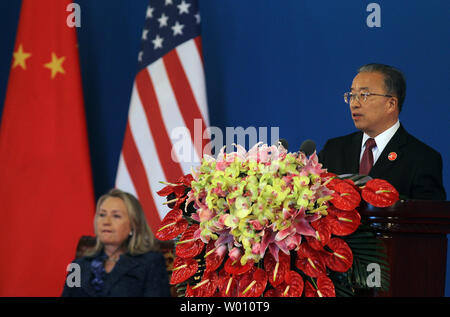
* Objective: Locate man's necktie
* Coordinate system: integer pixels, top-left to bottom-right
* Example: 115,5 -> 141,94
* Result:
359,138 -> 377,175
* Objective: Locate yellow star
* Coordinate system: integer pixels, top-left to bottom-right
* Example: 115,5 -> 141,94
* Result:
12,44 -> 32,70
44,52 -> 66,79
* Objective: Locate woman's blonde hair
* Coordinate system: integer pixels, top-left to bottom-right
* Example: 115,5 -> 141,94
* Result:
84,188 -> 159,257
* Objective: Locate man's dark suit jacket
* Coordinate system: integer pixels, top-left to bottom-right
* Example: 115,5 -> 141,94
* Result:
61,251 -> 171,297
318,125 -> 446,200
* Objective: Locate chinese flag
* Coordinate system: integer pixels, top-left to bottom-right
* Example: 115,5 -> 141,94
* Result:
0,0 -> 95,296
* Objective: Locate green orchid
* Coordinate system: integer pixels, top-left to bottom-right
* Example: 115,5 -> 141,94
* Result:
189,142 -> 332,265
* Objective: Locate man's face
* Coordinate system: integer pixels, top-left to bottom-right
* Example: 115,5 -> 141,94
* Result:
350,71 -> 396,137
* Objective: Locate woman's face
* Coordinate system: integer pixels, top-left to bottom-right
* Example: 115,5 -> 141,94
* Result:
95,197 -> 132,249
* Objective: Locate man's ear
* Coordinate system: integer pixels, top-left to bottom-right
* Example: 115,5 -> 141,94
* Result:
387,96 -> 398,114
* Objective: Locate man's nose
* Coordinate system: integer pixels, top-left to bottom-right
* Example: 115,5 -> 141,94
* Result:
350,97 -> 361,108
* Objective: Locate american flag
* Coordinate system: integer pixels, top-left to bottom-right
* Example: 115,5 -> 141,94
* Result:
115,0 -> 210,233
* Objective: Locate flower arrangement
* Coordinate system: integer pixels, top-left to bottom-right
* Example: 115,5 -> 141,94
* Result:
155,143 -> 399,297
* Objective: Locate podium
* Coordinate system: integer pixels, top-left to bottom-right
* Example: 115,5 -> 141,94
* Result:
358,200 -> 450,297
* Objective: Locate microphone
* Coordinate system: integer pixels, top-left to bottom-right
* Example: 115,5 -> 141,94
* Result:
277,138 -> 289,151
299,139 -> 316,156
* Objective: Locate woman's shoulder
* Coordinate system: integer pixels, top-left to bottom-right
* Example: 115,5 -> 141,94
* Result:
131,250 -> 166,263
69,251 -> 101,266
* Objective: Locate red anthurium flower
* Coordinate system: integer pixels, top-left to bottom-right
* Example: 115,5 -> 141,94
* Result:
170,257 -> 198,285
325,206 -> 361,236
185,283 -> 195,297
187,271 -> 219,297
172,195 -> 188,209
161,208 -> 183,222
156,185 -> 179,197
234,265 -> 257,282
274,271 -> 304,297
295,243 -> 326,277
264,289 -> 281,297
205,240 -> 227,272
157,174 -> 193,197
238,268 -> 268,297
157,183 -> 186,198
321,172 -> 337,179
224,257 -> 254,275
304,276 -> 336,297
176,174 -> 194,187
175,224 -> 204,258
157,175 -> 194,209
324,238 -> 353,272
330,181 -> 361,211
264,251 -> 290,287
321,172 -> 339,190
325,178 -> 341,191
342,178 -> 362,194
307,218 -> 331,251
155,209 -> 188,241
362,179 -> 399,207
217,269 -> 239,297
343,179 -> 355,186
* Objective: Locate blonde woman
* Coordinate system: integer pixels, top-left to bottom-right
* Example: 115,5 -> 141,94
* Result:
62,189 -> 170,297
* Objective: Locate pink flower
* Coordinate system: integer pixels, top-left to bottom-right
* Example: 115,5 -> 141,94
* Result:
215,230 -> 234,249
252,242 -> 261,255
212,185 -> 227,197
282,233 -> 302,250
259,209 -> 321,262
193,191 -> 208,210
229,247 -> 242,261
259,227 -> 284,261
194,226 -> 210,244
215,144 -> 247,171
301,152 -> 325,176
215,244 -> 227,257
198,207 -> 215,222
296,151 -> 308,166
247,143 -> 281,163
216,161 -> 229,171
249,219 -> 264,231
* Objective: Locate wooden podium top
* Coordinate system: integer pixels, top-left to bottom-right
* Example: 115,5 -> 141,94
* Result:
358,200 -> 450,234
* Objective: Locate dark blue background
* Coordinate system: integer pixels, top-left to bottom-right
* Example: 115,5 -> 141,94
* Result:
1,0 -> 449,295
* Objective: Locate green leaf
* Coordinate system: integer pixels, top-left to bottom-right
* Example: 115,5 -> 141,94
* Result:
334,282 -> 354,297
356,254 -> 389,266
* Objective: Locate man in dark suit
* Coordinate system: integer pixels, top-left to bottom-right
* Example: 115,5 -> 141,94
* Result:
318,63 -> 446,200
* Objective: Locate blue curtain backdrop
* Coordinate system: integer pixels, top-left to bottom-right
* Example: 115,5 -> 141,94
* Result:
1,0 -> 449,295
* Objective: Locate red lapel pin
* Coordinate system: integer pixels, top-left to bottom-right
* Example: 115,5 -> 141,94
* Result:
388,152 -> 397,161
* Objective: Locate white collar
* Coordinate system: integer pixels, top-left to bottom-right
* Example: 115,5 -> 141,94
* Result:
361,120 -> 400,162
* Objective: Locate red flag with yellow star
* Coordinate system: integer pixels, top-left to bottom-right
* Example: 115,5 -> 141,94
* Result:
0,0 -> 95,296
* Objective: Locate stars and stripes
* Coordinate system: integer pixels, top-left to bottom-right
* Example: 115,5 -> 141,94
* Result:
115,0 -> 210,233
